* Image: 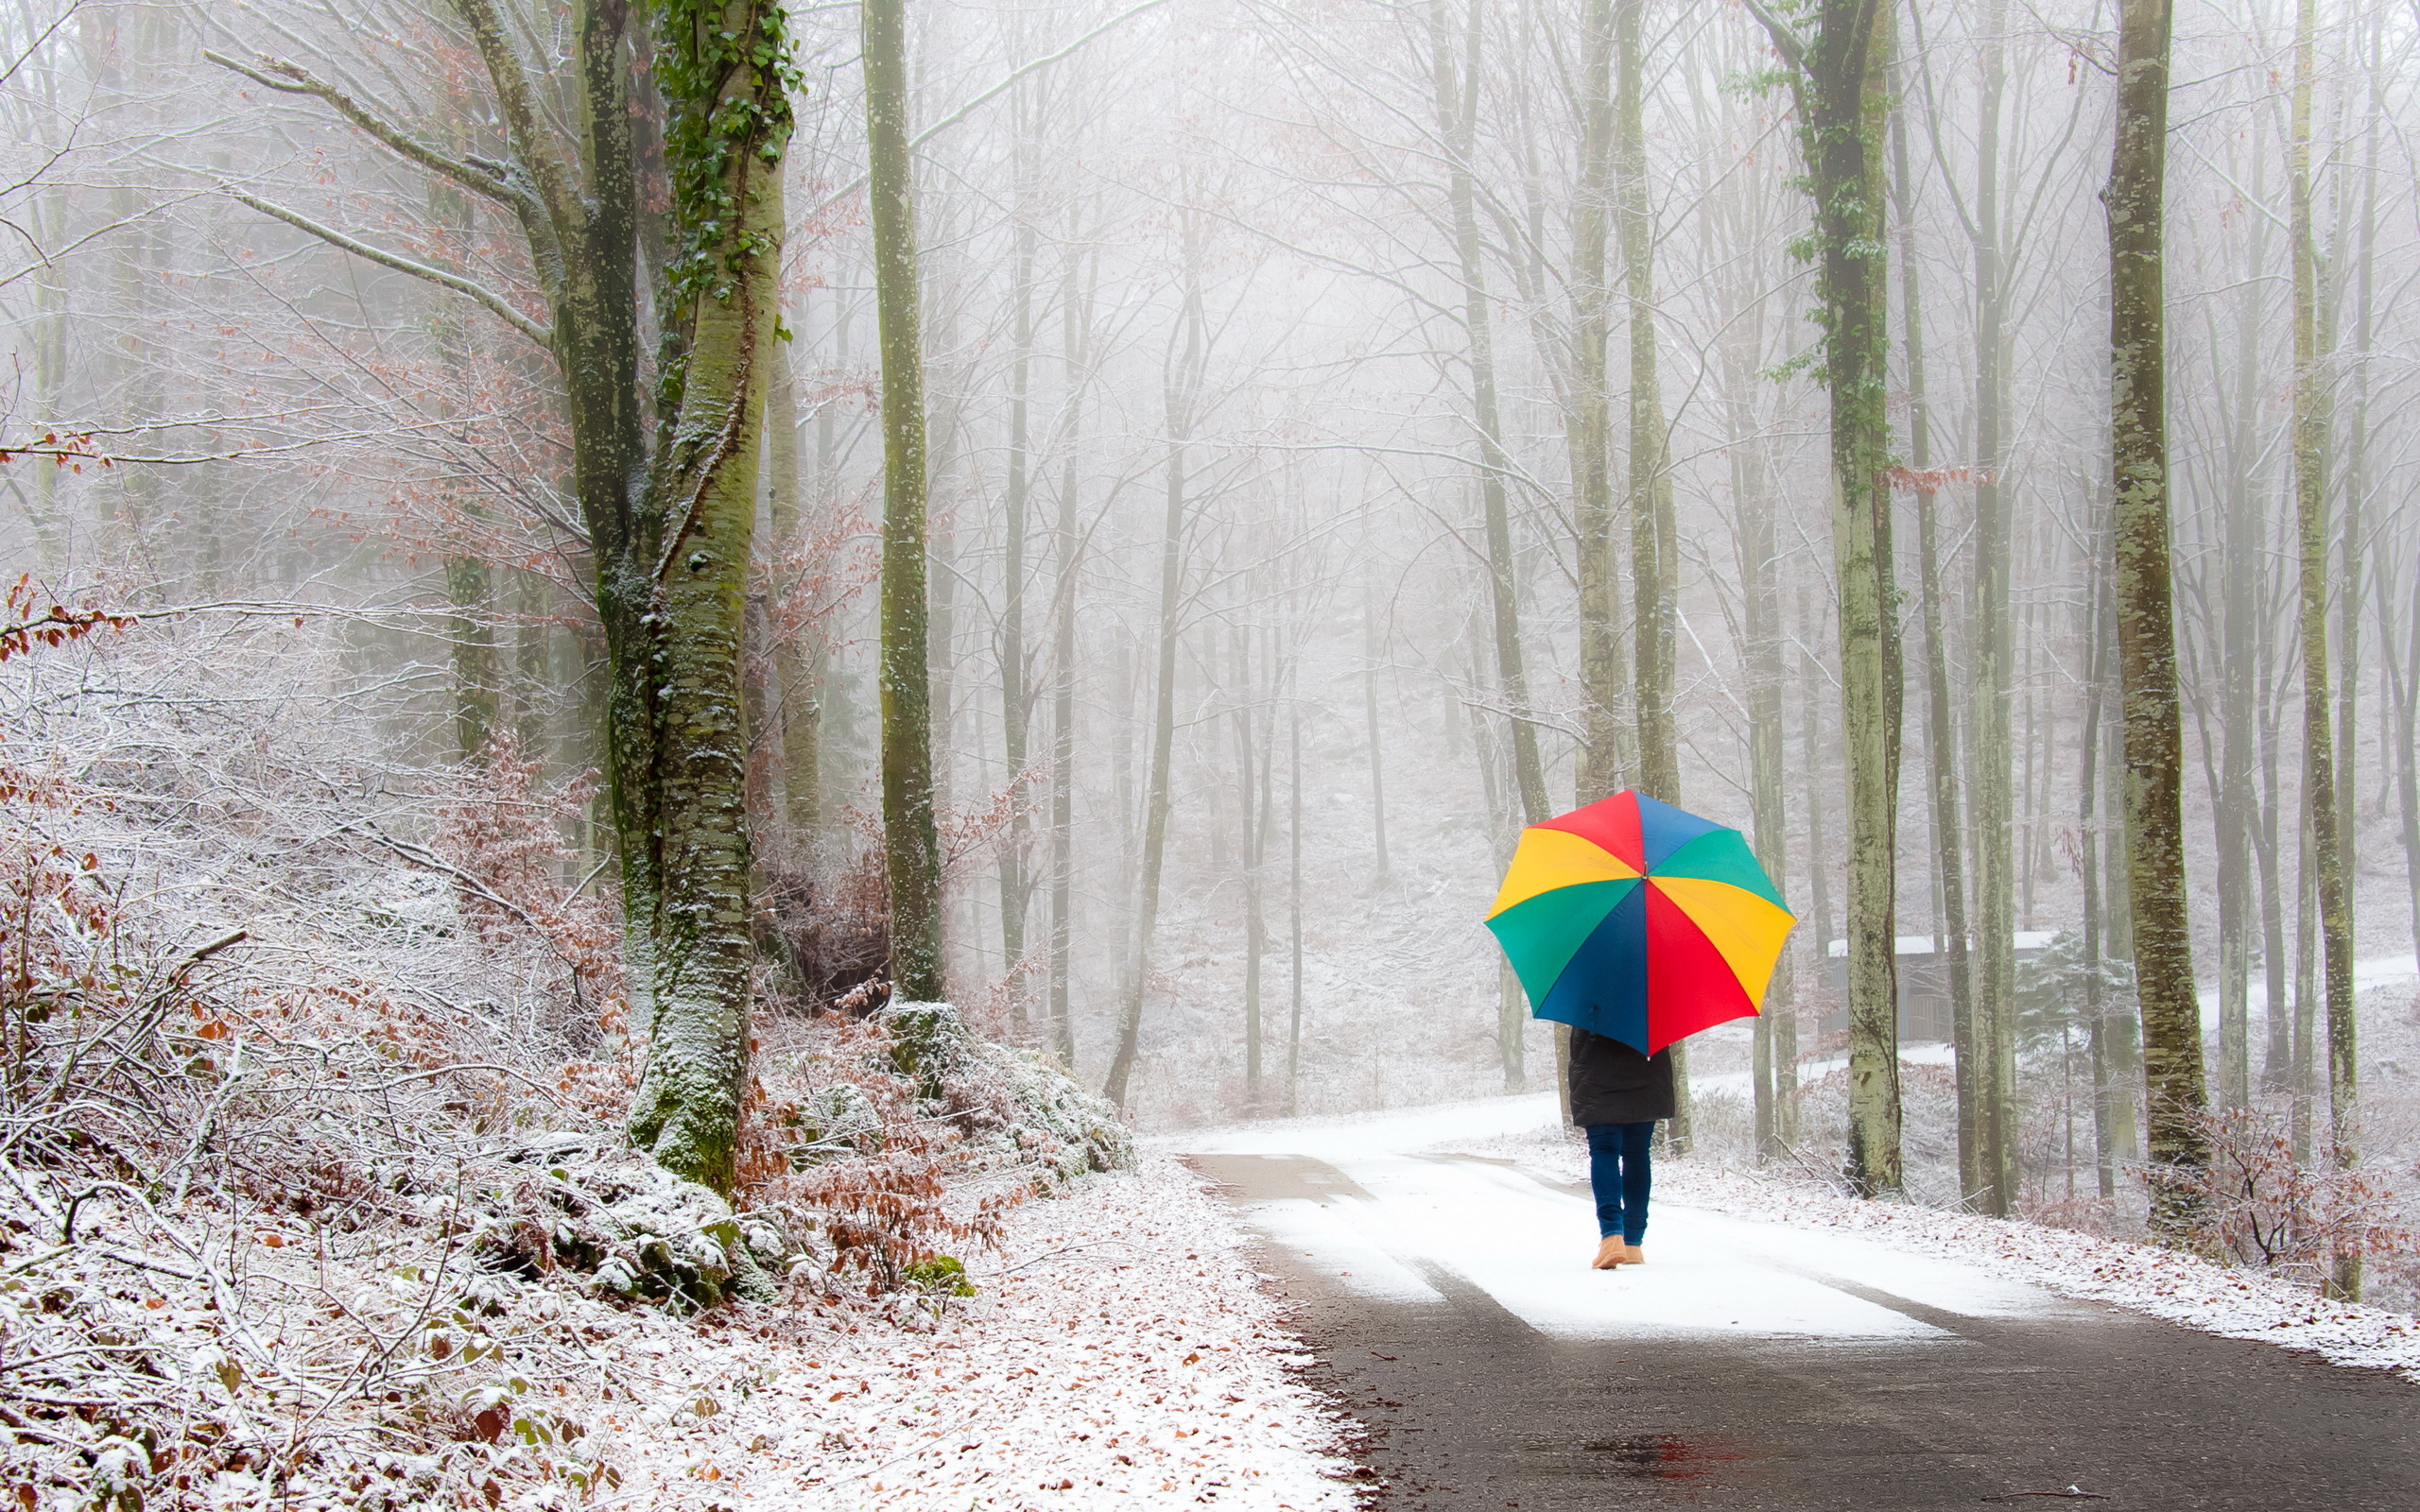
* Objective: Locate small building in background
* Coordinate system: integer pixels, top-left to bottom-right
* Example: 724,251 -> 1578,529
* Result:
1821,932 -> 2060,1043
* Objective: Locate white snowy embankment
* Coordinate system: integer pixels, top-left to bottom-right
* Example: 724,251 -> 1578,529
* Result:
593,1153 -> 1358,1512
1458,1123 -> 2420,1383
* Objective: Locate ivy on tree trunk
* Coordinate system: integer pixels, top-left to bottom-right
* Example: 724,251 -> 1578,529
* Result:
623,0 -> 798,1194
1748,0 -> 1904,1197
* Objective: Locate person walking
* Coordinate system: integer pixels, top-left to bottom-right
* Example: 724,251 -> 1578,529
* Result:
1567,1025 -> 1673,1269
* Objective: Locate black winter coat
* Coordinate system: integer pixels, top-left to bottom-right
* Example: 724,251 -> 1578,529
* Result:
1565,1028 -> 1674,1126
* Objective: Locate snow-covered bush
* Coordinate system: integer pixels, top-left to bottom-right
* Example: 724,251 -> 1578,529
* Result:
735,1001 -> 1130,1304
879,998 -> 1132,1183
475,1134 -> 805,1309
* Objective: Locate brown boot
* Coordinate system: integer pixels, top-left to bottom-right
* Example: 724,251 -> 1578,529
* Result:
1624,1244 -> 1646,1264
1592,1235 -> 1629,1269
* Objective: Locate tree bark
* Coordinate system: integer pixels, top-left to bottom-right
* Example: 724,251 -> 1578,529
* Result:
2107,0 -> 2207,1238
1102,235 -> 1206,1108
997,175 -> 1037,1023
863,0 -> 945,1003
1046,246 -> 1090,1070
1751,0 -> 1901,1195
1573,0 -> 1621,803
624,0 -> 794,1192
2081,518 -> 2116,1197
2220,140 -> 2267,1100
766,338 -> 821,844
1969,0 -> 2019,1216
1616,0 -> 1688,1147
1363,597 -> 1392,879
1730,313 -> 1789,1164
1890,71 -> 1978,1202
2289,0 -> 2357,1300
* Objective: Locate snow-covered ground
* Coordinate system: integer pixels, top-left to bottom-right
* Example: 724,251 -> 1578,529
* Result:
593,1154 -> 1357,1511
1172,1094 -> 2420,1381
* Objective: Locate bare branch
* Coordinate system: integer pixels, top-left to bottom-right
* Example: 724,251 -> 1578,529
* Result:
200,49 -> 541,223
222,190 -> 555,352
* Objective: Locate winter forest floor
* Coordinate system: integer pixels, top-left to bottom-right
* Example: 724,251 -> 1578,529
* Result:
1178,1095 -> 2420,1510
583,1154 -> 1358,1512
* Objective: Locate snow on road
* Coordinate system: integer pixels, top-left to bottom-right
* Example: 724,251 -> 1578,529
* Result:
1175,1092 -> 2420,1383
1174,1094 -> 2084,1345
593,1155 -> 1357,1511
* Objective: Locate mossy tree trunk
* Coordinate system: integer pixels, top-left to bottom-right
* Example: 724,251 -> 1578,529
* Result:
863,0 -> 945,1003
2288,0 -> 2357,1300
765,338 -> 822,845
1616,0 -> 1688,1147
1749,0 -> 1902,1196
1888,81 -> 1977,1200
2106,0 -> 2208,1240
622,0 -> 796,1194
1571,0 -> 1619,805
212,1 -> 793,1194
1968,0 -> 2019,1216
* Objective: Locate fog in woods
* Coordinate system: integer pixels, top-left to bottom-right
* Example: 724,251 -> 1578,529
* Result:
9,0 -> 2420,1332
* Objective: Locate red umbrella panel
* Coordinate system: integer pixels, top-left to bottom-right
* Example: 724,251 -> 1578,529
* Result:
1484,790 -> 1794,1055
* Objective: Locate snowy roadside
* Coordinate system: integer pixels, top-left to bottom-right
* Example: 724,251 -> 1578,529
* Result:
1444,1122 -> 2420,1383
590,1152 -> 1360,1512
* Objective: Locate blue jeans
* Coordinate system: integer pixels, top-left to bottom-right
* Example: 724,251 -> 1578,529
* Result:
1586,1122 -> 1655,1243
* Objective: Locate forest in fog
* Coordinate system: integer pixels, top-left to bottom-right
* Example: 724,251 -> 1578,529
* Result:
6,0 -> 2420,1347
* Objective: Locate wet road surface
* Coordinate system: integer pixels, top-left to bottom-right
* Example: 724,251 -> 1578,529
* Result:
1179,1106 -> 2419,1512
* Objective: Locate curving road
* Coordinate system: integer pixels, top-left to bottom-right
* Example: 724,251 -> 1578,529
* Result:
1176,1097 -> 2419,1511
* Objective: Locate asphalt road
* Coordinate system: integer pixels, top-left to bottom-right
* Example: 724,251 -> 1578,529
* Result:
1180,1108 -> 2419,1512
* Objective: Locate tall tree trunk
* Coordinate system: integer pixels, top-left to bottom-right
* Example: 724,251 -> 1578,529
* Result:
1891,71 -> 1979,1202
2290,804 -> 2317,1161
997,185 -> 1037,1024
624,0 -> 793,1192
2256,620 -> 2291,1088
1046,242 -> 1091,1070
1235,624 -> 1270,1110
1436,0 -> 1547,826
1969,0 -> 2019,1216
2398,579 -> 2420,1025
1288,695 -> 1305,1115
1731,318 -> 1789,1163
1364,596 -> 1392,878
766,339 -> 821,845
1102,241 -> 1205,1108
2107,0 -> 2207,1238
2221,143 -> 2267,1099
2289,0 -> 2357,1300
1795,580 -> 1835,1152
1751,0 -> 1901,1195
1572,0 -> 1621,803
430,163 -> 498,765
863,0 -> 944,1002
1614,0 -> 1668,799
2080,517 -> 2116,1197
1616,0 -> 1688,1148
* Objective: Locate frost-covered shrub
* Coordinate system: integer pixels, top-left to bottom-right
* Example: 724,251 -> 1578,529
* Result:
735,1003 -> 1131,1301
879,999 -> 1132,1183
475,1134 -> 809,1310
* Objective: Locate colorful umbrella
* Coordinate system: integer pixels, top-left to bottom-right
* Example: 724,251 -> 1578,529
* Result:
1484,790 -> 1794,1055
